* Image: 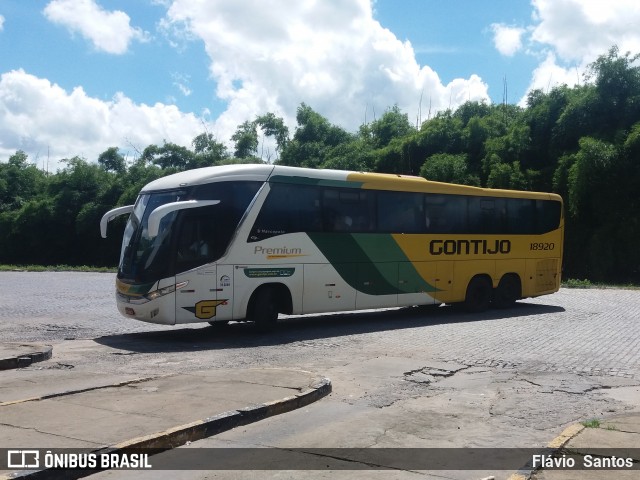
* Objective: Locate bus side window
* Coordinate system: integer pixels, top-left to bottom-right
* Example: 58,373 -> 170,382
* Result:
322,189 -> 374,233
378,191 -> 424,233
249,183 -> 322,241
536,200 -> 562,233
175,207 -> 219,272
468,197 -> 506,234
425,194 -> 467,233
507,198 -> 535,234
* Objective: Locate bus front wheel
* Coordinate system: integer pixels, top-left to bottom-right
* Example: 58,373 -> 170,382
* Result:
249,287 -> 279,333
464,276 -> 492,312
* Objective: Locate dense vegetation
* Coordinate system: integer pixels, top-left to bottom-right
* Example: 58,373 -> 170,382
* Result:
1,47 -> 639,282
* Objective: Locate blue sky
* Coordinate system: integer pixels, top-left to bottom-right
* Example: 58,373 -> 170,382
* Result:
1,0 -> 639,169
374,0 -> 537,103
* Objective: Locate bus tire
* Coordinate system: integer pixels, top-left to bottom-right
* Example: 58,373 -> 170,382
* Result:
250,287 -> 279,333
464,276 -> 492,313
493,274 -> 521,309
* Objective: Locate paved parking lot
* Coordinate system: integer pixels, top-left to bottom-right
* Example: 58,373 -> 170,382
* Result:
1,272 -> 639,382
412,288 -> 640,380
2,272 -> 640,479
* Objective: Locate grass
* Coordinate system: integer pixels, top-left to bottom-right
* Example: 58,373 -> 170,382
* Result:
581,419 -> 601,428
563,278 -> 640,290
0,264 -> 116,273
563,278 -> 593,288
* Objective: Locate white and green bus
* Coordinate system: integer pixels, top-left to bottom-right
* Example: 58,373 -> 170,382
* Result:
101,164 -> 563,330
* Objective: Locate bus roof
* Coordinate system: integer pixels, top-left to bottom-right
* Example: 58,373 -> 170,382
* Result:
141,164 -> 562,202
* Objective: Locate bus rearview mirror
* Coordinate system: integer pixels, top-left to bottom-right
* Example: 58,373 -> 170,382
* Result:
147,200 -> 220,238
100,205 -> 134,238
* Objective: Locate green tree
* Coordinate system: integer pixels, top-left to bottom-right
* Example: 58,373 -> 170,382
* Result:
191,132 -> 228,168
255,113 -> 289,160
0,151 -> 47,211
522,87 -> 571,188
370,105 -> 413,148
486,161 -> 527,190
279,103 -> 351,168
141,142 -> 195,170
587,46 -> 640,135
419,153 -> 480,186
322,137 -> 375,172
97,147 -> 126,174
565,138 -> 625,280
232,121 -> 259,159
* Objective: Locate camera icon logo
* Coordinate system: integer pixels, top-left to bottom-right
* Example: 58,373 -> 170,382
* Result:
7,450 -> 40,469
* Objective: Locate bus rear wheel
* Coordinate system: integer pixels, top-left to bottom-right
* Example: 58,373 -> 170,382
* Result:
249,287 -> 279,333
493,274 -> 521,309
464,276 -> 492,312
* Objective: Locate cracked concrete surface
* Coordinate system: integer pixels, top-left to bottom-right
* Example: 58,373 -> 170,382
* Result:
204,357 -> 640,451
2,276 -> 640,479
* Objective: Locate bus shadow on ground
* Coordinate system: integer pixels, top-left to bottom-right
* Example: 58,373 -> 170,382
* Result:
94,302 -> 565,354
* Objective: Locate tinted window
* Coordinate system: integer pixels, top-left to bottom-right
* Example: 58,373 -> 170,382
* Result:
377,191 -> 424,233
468,197 -> 507,234
249,181 -> 561,241
322,188 -> 374,232
175,181 -> 261,271
424,194 -> 468,233
536,200 -> 562,233
250,183 -> 322,241
506,198 -> 535,234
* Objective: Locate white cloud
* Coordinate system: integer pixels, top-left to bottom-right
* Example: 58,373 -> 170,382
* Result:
512,0 -> 640,103
43,0 -> 149,55
518,52 -> 584,106
0,15 -> 5,31
531,0 -> 640,63
172,72 -> 192,97
162,0 -> 489,139
0,69 -> 205,170
491,24 -> 525,57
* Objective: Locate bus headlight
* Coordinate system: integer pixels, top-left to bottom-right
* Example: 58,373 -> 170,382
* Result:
144,281 -> 189,301
119,281 -> 189,304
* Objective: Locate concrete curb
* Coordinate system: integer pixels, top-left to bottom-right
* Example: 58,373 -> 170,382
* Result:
507,423 -> 586,480
3,377 -> 332,480
0,344 -> 52,371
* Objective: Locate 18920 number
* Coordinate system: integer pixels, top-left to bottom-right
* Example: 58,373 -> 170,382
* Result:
530,242 -> 555,251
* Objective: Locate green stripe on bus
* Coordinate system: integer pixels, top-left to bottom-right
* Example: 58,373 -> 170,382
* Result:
351,234 -> 438,294
307,233 -> 437,295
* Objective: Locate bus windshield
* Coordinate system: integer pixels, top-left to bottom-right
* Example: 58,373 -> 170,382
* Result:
119,189 -> 189,284
118,181 -> 262,285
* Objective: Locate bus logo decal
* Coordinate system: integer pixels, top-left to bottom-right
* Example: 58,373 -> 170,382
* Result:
429,239 -> 511,256
183,300 -> 228,319
220,275 -> 231,287
254,246 -> 306,259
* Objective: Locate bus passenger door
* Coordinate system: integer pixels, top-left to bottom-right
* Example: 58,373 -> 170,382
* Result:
175,266 -> 220,323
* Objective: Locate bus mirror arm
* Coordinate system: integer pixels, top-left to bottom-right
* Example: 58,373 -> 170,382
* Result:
100,205 -> 134,238
147,200 -> 220,238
